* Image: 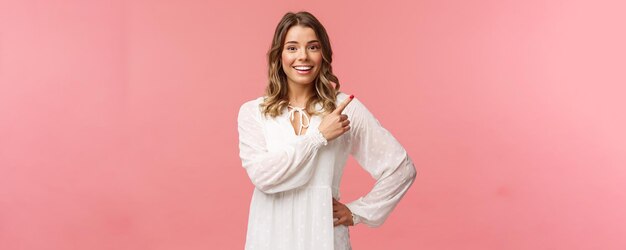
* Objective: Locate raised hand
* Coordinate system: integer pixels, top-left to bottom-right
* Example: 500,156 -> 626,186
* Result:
318,94 -> 354,141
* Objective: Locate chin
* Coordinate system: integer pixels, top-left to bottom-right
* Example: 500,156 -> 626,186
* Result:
288,75 -> 319,86
295,79 -> 315,85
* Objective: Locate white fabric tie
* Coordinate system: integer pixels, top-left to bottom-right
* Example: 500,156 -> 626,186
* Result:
287,105 -> 310,135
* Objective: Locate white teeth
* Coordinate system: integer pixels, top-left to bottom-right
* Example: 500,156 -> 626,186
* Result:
294,66 -> 312,70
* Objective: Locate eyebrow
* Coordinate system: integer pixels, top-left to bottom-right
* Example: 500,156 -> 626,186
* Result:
284,40 -> 321,45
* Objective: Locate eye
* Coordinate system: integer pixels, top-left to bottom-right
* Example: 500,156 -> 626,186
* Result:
285,46 -> 297,51
308,45 -> 320,51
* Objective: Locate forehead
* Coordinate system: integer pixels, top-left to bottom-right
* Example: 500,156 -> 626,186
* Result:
284,25 -> 318,43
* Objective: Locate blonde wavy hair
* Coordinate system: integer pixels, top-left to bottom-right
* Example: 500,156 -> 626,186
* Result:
260,11 -> 340,118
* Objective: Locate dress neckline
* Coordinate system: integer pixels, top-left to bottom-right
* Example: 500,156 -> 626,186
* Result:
287,105 -> 311,136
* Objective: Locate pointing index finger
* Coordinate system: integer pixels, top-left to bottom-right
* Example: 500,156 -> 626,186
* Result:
333,94 -> 354,114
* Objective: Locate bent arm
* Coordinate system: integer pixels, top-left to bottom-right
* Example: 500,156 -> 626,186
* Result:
343,98 -> 417,227
237,101 -> 327,194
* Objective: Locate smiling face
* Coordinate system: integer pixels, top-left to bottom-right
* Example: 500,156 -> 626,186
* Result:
281,25 -> 323,88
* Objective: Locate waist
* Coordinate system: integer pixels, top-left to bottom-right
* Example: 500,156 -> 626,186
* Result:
295,185 -> 340,199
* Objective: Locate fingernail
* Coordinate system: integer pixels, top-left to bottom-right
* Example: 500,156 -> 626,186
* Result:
349,94 -> 354,99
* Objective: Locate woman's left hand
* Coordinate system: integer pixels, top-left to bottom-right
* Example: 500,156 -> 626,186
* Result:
332,198 -> 354,227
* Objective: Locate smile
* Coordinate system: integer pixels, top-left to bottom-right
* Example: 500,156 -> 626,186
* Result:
293,66 -> 313,74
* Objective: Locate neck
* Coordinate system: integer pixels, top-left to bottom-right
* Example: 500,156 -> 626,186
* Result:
287,82 -> 314,107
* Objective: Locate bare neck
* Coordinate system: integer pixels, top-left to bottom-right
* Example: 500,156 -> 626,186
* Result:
287,83 -> 315,107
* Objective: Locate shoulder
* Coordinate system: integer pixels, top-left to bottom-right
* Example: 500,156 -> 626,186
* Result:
335,91 -> 350,103
335,91 -> 368,115
238,96 -> 265,120
239,96 -> 264,109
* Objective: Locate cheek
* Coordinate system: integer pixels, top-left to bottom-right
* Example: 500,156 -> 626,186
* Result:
281,53 -> 293,68
313,53 -> 323,66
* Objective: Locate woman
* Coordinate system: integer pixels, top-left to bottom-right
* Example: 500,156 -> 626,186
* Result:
237,11 -> 417,250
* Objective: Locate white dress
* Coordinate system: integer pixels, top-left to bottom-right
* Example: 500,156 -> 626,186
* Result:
237,92 -> 417,250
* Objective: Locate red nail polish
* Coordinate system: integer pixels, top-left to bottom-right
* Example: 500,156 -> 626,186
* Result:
349,94 -> 354,99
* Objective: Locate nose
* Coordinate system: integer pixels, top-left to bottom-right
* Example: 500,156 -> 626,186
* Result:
297,48 -> 309,61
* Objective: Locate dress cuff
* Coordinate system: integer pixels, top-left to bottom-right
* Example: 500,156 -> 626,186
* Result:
351,212 -> 361,225
345,202 -> 362,226
308,129 -> 328,147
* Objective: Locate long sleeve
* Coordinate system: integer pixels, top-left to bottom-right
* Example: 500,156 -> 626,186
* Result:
237,100 -> 328,194
344,98 -> 417,228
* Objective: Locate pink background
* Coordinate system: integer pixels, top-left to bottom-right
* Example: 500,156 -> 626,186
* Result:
1,0 -> 625,249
